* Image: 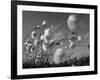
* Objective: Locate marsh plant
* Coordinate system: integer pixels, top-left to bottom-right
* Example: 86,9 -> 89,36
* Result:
23,15 -> 89,68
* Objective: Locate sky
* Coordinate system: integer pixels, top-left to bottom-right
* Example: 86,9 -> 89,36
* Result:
22,11 -> 90,58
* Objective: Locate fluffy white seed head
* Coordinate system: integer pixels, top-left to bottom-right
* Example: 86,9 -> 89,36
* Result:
50,39 -> 55,44
26,43 -> 32,50
24,41 -> 28,46
36,25 -> 40,28
78,35 -> 83,42
42,28 -> 51,43
42,42 -> 47,51
40,35 -> 44,40
31,31 -> 36,39
34,39 -> 38,46
53,48 -> 64,64
42,20 -> 46,26
44,28 -> 50,36
69,41 -> 75,49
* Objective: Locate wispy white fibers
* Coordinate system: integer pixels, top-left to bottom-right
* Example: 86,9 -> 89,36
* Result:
53,48 -> 64,64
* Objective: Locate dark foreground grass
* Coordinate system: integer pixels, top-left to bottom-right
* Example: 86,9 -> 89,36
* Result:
23,38 -> 89,69
23,50 -> 89,69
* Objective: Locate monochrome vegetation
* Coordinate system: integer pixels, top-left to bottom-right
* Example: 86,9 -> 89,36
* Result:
23,14 -> 90,68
